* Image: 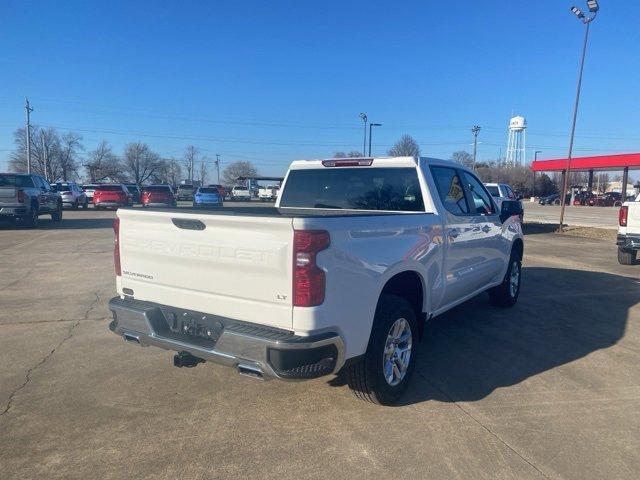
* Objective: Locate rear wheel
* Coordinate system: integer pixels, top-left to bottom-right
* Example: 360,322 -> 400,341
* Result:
51,202 -> 63,222
346,295 -> 417,405
618,247 -> 636,265
489,251 -> 521,307
82,198 -> 88,209
23,204 -> 39,228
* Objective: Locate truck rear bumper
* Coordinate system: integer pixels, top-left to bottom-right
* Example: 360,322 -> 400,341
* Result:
617,234 -> 640,250
108,297 -> 345,380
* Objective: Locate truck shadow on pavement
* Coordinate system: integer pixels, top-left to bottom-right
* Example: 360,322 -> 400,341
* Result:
396,267 -> 638,406
0,217 -> 114,230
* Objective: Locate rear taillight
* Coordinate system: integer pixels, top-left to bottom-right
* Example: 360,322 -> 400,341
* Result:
619,206 -> 628,227
113,217 -> 121,276
17,189 -> 24,203
293,230 -> 330,307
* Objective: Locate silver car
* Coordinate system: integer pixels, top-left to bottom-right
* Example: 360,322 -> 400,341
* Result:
485,182 -> 524,221
51,182 -> 88,209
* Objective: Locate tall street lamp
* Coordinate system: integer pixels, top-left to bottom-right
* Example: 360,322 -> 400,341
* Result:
368,123 -> 382,156
359,113 -> 367,156
471,125 -> 481,170
558,0 -> 599,232
533,150 -> 542,199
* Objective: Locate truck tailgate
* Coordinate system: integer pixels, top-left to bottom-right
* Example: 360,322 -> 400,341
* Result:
117,209 -> 295,330
0,186 -> 17,201
626,202 -> 640,235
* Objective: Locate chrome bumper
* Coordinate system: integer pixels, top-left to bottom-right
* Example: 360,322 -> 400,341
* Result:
108,297 -> 345,380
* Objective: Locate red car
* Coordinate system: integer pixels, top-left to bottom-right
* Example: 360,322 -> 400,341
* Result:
141,185 -> 177,208
93,184 -> 133,209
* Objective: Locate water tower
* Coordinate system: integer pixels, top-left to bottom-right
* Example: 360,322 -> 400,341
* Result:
505,116 -> 527,166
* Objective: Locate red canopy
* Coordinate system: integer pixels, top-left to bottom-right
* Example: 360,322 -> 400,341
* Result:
531,153 -> 640,172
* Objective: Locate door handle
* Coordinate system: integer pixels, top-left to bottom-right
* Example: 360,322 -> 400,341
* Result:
481,225 -> 491,233
448,229 -> 460,239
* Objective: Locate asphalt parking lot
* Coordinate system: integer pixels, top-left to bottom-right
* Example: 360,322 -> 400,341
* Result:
524,202 -> 619,229
1,206 -> 639,480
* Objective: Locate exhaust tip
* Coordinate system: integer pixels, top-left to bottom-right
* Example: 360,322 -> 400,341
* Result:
236,364 -> 265,380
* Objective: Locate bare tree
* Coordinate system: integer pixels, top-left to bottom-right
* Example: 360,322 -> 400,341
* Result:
58,132 -> 83,181
122,142 -> 163,184
85,141 -> 121,182
197,157 -> 209,185
451,150 -> 474,169
222,161 -> 258,186
157,157 -> 183,187
387,135 -> 420,157
181,145 -> 199,182
333,151 -> 364,158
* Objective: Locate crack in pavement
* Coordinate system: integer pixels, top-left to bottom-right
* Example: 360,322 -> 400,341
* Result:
0,292 -> 101,419
415,370 -> 551,479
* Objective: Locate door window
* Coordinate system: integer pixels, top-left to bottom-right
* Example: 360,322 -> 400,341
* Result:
430,166 -> 470,215
461,171 -> 495,215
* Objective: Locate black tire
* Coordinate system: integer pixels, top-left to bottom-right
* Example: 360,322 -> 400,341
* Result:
23,204 -> 39,228
346,294 -> 418,405
489,251 -> 521,307
51,202 -> 63,222
618,247 -> 636,265
82,199 -> 88,209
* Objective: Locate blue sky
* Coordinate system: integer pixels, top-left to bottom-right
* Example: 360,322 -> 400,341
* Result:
1,0 -> 638,178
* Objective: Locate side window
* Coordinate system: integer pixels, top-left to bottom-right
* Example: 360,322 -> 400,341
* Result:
504,185 -> 515,199
430,166 -> 470,216
33,176 -> 45,190
461,171 -> 495,215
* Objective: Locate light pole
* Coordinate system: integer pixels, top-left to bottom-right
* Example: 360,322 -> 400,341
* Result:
215,154 -> 221,184
359,113 -> 367,156
368,123 -> 382,156
471,125 -> 481,170
558,0 -> 599,232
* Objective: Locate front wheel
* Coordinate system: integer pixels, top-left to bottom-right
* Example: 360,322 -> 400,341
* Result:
618,247 -> 636,265
23,204 -> 39,228
489,253 -> 521,307
82,199 -> 88,209
346,295 -> 417,405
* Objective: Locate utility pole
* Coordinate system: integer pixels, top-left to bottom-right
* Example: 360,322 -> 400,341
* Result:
215,154 -> 221,184
471,125 -> 481,170
25,98 -> 33,174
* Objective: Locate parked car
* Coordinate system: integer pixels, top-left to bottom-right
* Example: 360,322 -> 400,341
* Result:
108,156 -> 524,405
617,194 -> 640,264
82,184 -> 100,204
141,185 -> 176,208
0,173 -> 62,227
230,185 -> 251,201
193,186 -> 223,208
50,181 -> 88,209
175,184 -> 196,201
124,184 -> 142,204
574,191 -> 596,206
258,185 -> 278,202
93,184 -> 133,209
538,193 -> 559,205
484,182 -> 523,221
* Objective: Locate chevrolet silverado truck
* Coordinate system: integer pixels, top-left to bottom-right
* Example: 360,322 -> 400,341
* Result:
108,156 -> 524,404
617,195 -> 640,264
0,173 -> 63,227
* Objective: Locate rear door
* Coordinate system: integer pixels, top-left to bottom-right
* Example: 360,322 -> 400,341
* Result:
117,209 -> 295,329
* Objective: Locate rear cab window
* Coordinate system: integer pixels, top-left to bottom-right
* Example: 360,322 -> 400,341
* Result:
0,174 -> 35,188
279,167 -> 424,211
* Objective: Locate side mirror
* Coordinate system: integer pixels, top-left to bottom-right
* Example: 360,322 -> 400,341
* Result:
500,200 -> 523,223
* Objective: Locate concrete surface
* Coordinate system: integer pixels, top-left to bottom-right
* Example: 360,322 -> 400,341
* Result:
524,202 -> 620,229
1,207 -> 639,480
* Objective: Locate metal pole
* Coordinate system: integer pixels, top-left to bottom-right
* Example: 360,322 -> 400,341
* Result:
25,98 -> 33,174
533,151 -> 541,199
215,154 -> 221,184
559,19 -> 591,232
42,134 -> 48,181
363,120 -> 367,156
471,125 -> 481,170
368,123 -> 373,157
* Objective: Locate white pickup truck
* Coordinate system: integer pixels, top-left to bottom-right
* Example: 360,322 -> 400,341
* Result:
617,195 -> 640,264
108,156 -> 524,404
